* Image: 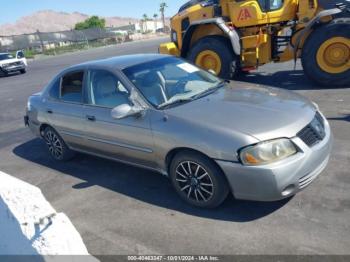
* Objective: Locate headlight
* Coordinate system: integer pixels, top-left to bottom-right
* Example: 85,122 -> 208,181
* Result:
2,63 -> 9,68
27,100 -> 32,111
239,138 -> 297,166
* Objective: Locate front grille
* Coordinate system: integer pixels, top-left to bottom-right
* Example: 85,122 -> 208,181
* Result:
297,112 -> 326,147
11,61 -> 22,66
297,126 -> 322,147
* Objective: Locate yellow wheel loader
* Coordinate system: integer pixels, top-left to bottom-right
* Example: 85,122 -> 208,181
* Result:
159,0 -> 350,86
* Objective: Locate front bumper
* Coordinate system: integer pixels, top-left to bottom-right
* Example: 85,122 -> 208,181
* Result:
1,64 -> 26,73
216,118 -> 333,202
24,114 -> 41,137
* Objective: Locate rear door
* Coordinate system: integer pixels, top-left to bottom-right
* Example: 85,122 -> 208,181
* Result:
45,69 -> 87,149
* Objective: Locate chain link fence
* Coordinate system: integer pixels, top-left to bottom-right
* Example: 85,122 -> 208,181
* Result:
0,27 -> 134,56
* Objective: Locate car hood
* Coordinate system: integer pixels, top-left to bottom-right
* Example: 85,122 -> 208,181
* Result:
0,58 -> 20,65
165,82 -> 317,141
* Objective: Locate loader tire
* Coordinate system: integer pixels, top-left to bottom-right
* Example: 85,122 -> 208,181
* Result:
302,20 -> 350,87
188,36 -> 239,80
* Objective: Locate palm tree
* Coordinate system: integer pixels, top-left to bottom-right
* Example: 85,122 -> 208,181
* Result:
159,2 -> 168,32
142,14 -> 148,32
153,14 -> 158,33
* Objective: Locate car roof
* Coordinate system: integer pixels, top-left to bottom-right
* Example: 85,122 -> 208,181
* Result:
68,54 -> 172,71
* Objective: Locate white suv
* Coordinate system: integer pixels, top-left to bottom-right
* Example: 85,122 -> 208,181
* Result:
0,51 -> 27,76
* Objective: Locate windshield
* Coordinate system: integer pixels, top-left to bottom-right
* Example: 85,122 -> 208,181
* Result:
0,53 -> 13,61
123,57 -> 223,109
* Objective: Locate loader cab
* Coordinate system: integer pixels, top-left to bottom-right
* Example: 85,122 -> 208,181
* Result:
257,0 -> 284,11
226,0 -> 297,27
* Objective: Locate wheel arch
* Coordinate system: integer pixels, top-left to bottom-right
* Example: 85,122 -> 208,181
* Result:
165,148 -> 229,181
294,8 -> 344,58
181,18 -> 241,58
165,147 -> 234,199
39,123 -> 50,136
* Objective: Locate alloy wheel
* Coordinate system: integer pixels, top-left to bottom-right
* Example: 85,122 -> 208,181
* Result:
45,130 -> 63,159
175,161 -> 214,203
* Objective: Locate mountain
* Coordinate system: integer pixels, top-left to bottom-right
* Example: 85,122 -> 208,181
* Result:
0,10 -> 141,36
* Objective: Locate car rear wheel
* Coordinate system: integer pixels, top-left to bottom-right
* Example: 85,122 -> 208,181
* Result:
43,126 -> 75,161
169,151 -> 230,208
20,69 -> 26,74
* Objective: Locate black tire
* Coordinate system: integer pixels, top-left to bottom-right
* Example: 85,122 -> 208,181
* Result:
301,20 -> 350,87
169,151 -> 230,208
187,36 -> 239,80
43,126 -> 75,161
0,68 -> 8,77
20,69 -> 26,74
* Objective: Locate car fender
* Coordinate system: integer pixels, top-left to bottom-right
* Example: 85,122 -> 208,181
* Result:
149,110 -> 258,172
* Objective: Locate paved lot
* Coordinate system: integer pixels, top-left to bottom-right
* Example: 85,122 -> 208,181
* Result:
0,37 -> 349,255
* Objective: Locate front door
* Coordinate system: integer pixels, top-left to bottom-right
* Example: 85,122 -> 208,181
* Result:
82,68 -> 156,168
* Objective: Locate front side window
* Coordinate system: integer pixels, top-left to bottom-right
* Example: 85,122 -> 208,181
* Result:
270,0 -> 284,10
123,57 -> 222,109
257,0 -> 267,11
87,69 -> 130,108
257,0 -> 283,11
60,71 -> 84,103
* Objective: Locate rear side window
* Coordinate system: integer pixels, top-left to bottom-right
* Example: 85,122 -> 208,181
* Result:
60,71 -> 84,103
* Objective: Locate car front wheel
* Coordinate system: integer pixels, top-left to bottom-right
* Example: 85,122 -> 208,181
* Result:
0,68 -> 8,77
43,126 -> 75,161
170,151 -> 230,208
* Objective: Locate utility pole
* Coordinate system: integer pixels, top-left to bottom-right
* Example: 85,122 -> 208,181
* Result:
36,29 -> 45,53
159,2 -> 168,33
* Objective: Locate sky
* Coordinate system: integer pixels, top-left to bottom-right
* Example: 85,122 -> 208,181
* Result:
0,0 -> 183,25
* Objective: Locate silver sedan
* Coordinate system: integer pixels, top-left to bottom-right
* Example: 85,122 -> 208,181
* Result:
25,54 -> 333,208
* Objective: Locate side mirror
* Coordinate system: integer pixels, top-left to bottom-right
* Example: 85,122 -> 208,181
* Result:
111,104 -> 144,120
16,51 -> 24,59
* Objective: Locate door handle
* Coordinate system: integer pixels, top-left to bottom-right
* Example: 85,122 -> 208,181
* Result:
46,109 -> 53,114
86,115 -> 96,122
